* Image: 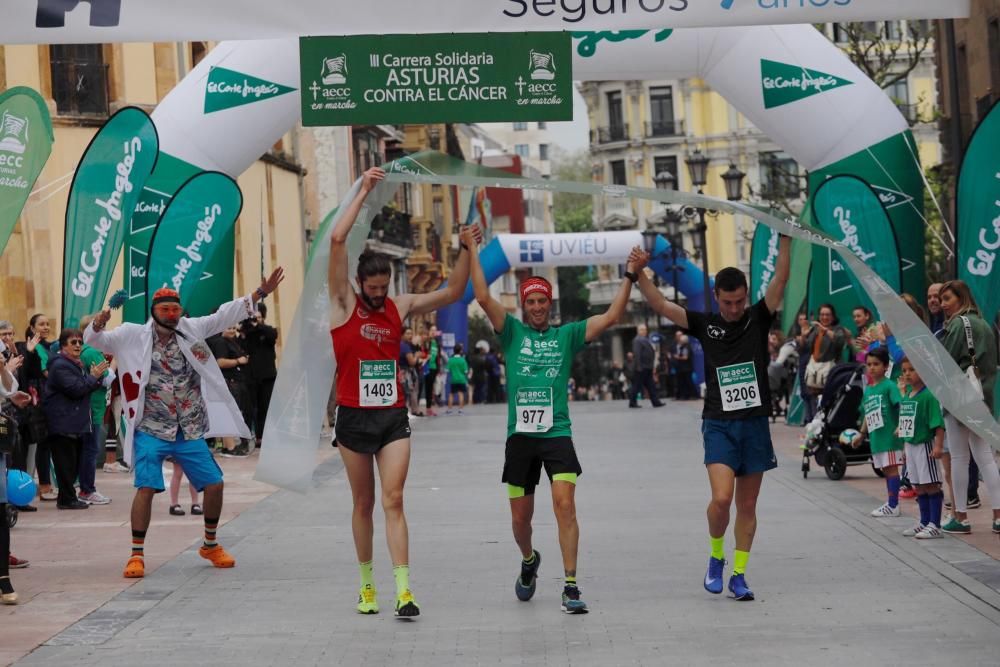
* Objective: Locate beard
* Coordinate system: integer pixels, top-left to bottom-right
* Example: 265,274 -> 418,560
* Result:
360,292 -> 385,311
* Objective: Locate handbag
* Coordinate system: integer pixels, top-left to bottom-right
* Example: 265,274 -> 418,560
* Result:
960,316 -> 984,400
804,328 -> 834,390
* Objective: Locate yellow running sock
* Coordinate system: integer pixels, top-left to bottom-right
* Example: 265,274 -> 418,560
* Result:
393,564 -> 410,597
710,536 -> 725,561
359,560 -> 374,588
732,549 -> 750,575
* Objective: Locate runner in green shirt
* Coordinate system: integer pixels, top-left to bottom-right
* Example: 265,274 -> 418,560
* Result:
469,233 -> 639,615
850,347 -> 904,517
446,343 -> 469,413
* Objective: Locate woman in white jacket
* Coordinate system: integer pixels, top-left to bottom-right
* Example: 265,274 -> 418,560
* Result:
85,269 -> 283,578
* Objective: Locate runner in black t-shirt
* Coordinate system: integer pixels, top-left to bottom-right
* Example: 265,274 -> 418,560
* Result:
630,236 -> 790,601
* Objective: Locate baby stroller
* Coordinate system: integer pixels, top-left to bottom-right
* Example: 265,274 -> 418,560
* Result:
801,362 -> 882,480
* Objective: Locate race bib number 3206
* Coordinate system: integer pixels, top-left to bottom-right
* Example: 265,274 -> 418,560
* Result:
515,387 -> 553,433
359,360 -> 396,407
716,362 -> 761,412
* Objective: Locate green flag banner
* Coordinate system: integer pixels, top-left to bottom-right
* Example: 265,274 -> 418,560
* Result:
0,87 -> 53,255
63,107 -> 158,328
807,131 -> 924,316
749,222 -> 781,305
123,152 -> 237,323
810,175 -> 901,317
957,99 -> 1000,328
145,171 -> 243,309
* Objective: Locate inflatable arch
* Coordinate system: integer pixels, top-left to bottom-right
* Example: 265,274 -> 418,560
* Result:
128,24 -> 925,326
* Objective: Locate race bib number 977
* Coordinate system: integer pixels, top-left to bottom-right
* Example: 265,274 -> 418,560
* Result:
515,387 -> 553,433
359,360 -> 396,407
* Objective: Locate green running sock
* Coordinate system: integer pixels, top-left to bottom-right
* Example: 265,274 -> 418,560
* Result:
565,575 -> 577,588
522,552 -> 536,565
359,560 -> 374,588
710,536 -> 725,561
732,549 -> 750,576
393,564 -> 410,597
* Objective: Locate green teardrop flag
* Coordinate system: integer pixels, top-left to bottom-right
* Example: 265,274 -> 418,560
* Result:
62,107 -> 158,328
810,175 -> 902,318
0,87 -> 54,255
145,171 -> 243,309
749,222 -> 782,305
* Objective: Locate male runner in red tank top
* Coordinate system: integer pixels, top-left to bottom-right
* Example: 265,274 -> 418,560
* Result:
329,167 -> 481,618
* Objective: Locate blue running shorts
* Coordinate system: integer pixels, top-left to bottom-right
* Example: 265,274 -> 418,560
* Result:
701,416 -> 777,476
133,430 -> 223,492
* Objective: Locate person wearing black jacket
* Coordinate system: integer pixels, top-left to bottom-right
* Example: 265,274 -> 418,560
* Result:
208,326 -> 253,457
241,304 -> 278,447
43,329 -> 108,509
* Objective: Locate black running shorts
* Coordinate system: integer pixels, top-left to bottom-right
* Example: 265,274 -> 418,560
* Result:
334,406 -> 411,455
502,434 -> 582,495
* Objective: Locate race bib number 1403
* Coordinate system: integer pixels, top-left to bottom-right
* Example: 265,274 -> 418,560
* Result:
359,360 -> 396,407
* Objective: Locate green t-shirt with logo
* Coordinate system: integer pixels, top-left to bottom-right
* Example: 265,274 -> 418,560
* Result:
447,354 -> 469,385
81,344 -> 109,427
500,313 -> 587,439
898,386 -> 944,446
860,378 -> 902,454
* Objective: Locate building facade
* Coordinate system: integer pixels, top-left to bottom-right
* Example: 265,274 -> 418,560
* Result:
0,42 -> 309,339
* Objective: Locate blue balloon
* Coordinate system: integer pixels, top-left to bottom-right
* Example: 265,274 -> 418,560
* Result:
6,469 -> 37,506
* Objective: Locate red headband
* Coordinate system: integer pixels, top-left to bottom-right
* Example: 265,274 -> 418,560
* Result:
520,277 -> 552,304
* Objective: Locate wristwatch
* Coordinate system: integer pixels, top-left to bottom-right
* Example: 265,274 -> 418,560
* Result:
624,270 -> 638,284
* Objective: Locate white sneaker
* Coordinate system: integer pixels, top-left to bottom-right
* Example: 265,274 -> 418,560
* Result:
870,503 -> 900,517
103,461 -> 130,473
902,522 -> 926,537
78,491 -> 111,505
914,524 -> 942,539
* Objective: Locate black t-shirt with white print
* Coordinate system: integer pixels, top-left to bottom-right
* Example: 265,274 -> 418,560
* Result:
685,298 -> 775,420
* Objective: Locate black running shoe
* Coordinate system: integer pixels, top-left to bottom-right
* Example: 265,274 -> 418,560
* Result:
561,585 -> 589,614
394,590 -> 420,619
515,550 -> 541,601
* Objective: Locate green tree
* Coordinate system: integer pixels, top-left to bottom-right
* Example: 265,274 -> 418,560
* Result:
551,148 -> 595,321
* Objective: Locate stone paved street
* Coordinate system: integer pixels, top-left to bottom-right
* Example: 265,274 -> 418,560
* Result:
6,401 -> 1000,666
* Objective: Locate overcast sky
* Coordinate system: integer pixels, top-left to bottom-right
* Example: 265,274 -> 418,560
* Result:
544,84 -> 590,153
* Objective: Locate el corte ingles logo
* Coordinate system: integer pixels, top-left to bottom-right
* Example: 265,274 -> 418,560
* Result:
760,59 -> 852,109
204,66 -> 297,114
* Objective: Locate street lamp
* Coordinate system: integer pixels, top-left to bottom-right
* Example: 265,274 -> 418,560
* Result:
653,169 -> 677,192
721,163 -> 747,202
685,150 -> 712,312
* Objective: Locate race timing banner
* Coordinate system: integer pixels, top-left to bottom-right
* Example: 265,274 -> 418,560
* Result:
3,1 -> 968,44
0,87 -> 53,256
62,107 -> 158,328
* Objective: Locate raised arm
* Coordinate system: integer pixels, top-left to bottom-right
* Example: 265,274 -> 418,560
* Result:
627,247 -> 689,329
584,254 -> 636,343
470,228 -> 508,333
397,225 -> 483,319
764,235 -> 791,313
329,167 -> 384,327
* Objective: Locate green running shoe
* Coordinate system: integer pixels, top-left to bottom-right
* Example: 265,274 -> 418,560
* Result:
561,585 -> 589,614
356,584 -> 379,614
395,589 -> 420,619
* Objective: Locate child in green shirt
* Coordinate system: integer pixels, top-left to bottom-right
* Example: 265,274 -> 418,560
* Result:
896,357 -> 945,538
851,347 -> 904,517
446,343 -> 469,414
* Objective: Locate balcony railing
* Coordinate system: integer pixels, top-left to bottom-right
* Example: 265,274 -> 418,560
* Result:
369,207 -> 413,249
644,120 -> 684,138
50,60 -> 109,116
592,124 -> 629,144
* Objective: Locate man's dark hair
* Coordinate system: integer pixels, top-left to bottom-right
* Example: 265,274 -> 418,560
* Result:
714,267 -> 748,293
59,328 -> 83,348
357,249 -> 392,282
454,342 -> 464,355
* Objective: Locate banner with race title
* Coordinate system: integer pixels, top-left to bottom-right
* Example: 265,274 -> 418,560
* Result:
145,171 -> 243,310
0,87 -> 53,256
300,32 -> 572,125
957,99 -> 1000,330
809,175 -> 901,319
2,0 -> 968,45
62,107 -> 158,328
